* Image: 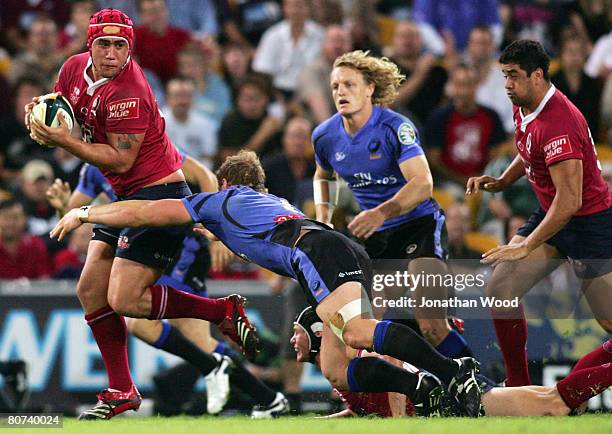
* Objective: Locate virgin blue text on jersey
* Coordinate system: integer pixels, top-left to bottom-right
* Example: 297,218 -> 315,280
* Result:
312,106 -> 435,230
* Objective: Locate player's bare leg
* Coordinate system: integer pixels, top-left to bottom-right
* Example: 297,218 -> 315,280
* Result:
107,258 -> 260,361
486,235 -> 561,386
316,281 -> 482,416
482,386 -> 570,416
77,241 -> 140,420
580,272 -> 612,333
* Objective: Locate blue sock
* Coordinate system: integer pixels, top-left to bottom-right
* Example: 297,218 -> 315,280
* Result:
372,320 -> 392,354
436,329 -> 467,358
152,321 -> 172,348
346,358 -> 363,391
214,341 -> 241,360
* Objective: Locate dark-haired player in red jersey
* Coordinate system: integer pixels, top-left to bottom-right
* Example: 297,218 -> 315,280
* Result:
26,9 -> 258,419
466,40 -> 612,387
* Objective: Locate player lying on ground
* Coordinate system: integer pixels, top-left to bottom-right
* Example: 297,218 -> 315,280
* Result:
46,157 -> 288,417
51,150 -> 484,417
292,306 -> 612,417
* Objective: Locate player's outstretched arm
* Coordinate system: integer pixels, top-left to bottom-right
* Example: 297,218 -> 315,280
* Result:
466,154 -> 524,195
50,199 -> 193,241
313,164 -> 338,226
182,155 -> 218,193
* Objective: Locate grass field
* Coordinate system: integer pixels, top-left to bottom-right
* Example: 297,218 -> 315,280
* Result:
30,414 -> 612,434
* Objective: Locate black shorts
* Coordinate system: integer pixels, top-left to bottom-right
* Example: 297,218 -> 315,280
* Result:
93,182 -> 192,270
517,206 -> 612,278
363,209 -> 448,261
292,228 -> 372,307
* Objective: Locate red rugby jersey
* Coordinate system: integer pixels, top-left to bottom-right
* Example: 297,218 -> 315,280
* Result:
54,53 -> 182,197
513,85 -> 610,215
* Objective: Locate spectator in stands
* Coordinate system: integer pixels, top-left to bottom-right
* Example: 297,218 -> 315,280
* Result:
0,155 -> 12,201
0,0 -> 70,54
218,0 -> 283,48
263,116 -> 315,209
465,25 -> 515,134
221,43 -> 254,98
552,34 -> 602,137
218,75 -> 282,162
310,0 -> 344,27
177,44 -> 232,128
8,14 -> 64,90
162,76 -> 217,168
412,0 -> 502,55
16,160 -> 58,250
445,202 -> 481,260
0,198 -> 51,279
348,0 -> 381,55
387,20 -> 448,126
297,25 -> 352,124
133,0 -> 193,84
425,64 -> 505,195
53,223 -> 92,278
585,29 -> 611,80
58,0 -> 95,59
49,148 -> 83,189
0,77 -> 48,174
252,0 -> 324,98
100,0 -> 220,37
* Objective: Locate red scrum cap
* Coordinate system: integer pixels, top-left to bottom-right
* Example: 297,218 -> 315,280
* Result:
87,9 -> 134,51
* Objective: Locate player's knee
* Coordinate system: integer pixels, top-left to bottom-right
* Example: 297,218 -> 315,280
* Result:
107,290 -> 129,316
417,319 -> 448,346
341,327 -> 371,349
596,319 -> 612,333
125,317 -> 139,333
76,282 -> 106,307
321,363 -> 348,389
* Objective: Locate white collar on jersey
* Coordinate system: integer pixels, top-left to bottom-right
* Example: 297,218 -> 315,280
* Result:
518,83 -> 556,132
83,55 -> 131,96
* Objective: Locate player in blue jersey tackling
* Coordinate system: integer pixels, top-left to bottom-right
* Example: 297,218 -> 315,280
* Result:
46,156 -> 289,418
312,50 -> 472,359
50,150 -> 484,417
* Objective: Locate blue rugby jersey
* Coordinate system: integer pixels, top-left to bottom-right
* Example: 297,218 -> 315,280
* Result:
312,106 -> 436,231
76,163 -> 117,201
181,186 -> 308,278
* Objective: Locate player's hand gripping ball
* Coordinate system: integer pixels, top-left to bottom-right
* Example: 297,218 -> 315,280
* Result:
29,94 -> 75,146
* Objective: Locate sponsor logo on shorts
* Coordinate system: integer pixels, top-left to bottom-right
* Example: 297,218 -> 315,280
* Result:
117,235 -> 129,249
338,270 -> 363,278
107,98 -> 140,120
543,134 -> 572,163
405,244 -> 418,254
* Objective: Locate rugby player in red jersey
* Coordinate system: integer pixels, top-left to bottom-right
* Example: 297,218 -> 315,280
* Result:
466,40 -> 611,387
26,9 -> 258,419
292,307 -> 612,418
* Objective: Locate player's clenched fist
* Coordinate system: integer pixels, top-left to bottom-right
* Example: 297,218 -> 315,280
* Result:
465,175 -> 506,195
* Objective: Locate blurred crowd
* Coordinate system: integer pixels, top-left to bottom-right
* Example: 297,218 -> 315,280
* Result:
0,0 -> 611,280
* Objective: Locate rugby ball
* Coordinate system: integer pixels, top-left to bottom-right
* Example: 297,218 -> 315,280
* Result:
30,93 -> 75,133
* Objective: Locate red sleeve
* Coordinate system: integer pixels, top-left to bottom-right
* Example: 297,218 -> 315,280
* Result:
102,84 -> 151,134
538,117 -> 584,167
53,63 -> 69,95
